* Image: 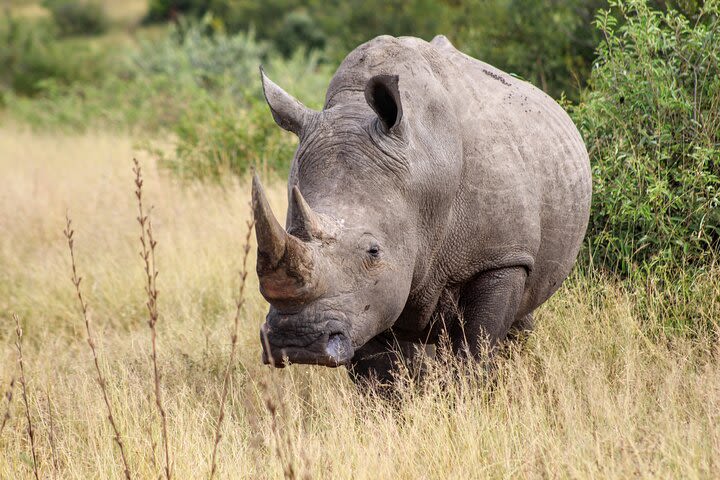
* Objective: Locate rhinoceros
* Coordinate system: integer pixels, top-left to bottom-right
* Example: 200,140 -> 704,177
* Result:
252,35 -> 591,384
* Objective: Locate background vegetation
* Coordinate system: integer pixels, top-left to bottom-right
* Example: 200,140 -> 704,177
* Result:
0,0 -> 718,478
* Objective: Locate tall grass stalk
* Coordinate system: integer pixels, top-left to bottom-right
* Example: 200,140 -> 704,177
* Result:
209,212 -> 255,479
133,159 -> 172,480
45,388 -> 59,474
13,314 -> 39,480
64,215 -> 132,480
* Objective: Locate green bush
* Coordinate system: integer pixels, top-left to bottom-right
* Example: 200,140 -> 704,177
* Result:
130,15 -> 269,93
274,10 -> 326,57
0,13 -> 110,97
573,0 -> 720,274
147,26 -> 330,179
146,0 -> 457,59
143,0 -> 604,99
456,0 -> 604,100
43,0 -> 109,36
129,18 -> 292,177
4,18 -> 331,179
5,17 -> 270,130
307,0 -> 457,62
161,92 -> 298,179
141,0 -> 606,99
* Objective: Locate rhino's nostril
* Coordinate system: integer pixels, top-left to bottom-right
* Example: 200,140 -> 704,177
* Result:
326,332 -> 350,361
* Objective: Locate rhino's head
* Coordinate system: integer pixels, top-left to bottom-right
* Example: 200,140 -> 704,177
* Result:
254,68 -> 423,368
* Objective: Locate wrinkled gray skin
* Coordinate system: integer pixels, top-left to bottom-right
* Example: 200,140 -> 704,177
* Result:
253,35 -> 591,385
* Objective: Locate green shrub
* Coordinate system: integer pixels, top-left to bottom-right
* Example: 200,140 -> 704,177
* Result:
307,0 -> 457,62
129,18 -> 289,177
140,0 -> 607,99
4,18 -> 331,179
274,10 -> 326,57
147,0 -> 457,60
43,0 -> 109,36
0,13 -> 110,97
456,0 -> 604,100
143,0 -> 605,99
130,15 -> 269,94
150,29 -> 330,179
573,0 -> 720,274
160,92 -> 298,179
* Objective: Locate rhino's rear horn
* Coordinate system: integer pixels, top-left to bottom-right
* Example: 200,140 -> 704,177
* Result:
252,175 -> 318,302
290,185 -> 323,240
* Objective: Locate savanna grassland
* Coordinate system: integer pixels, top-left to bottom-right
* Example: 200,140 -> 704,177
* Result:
1,0 -> 720,478
1,126 -> 718,479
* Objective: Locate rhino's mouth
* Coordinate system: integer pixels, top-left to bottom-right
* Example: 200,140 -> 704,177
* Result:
260,325 -> 354,368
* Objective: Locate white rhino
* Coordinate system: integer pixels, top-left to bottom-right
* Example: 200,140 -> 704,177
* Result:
251,35 -> 591,384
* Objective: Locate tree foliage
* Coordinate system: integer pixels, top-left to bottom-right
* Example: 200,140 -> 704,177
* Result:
572,0 -> 720,273
455,0 -> 605,98
144,0 -> 603,99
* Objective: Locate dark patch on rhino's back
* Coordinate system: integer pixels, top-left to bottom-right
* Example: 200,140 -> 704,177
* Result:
482,69 -> 512,86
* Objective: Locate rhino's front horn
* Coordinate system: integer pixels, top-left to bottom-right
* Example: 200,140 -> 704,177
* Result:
252,174 -> 286,271
252,175 -> 320,303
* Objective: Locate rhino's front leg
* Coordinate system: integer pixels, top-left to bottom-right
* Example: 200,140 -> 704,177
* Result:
348,335 -> 424,388
451,266 -> 528,357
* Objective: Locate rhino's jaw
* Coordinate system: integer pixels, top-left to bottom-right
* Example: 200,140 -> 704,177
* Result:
259,320 -> 354,368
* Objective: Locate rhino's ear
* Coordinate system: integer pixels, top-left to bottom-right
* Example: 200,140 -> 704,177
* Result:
260,66 -> 313,136
364,74 -> 403,133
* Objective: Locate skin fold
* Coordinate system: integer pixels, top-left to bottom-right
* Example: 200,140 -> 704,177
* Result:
252,35 -> 591,385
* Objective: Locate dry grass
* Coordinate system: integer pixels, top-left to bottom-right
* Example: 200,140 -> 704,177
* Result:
0,376 -> 14,436
0,126 -> 718,479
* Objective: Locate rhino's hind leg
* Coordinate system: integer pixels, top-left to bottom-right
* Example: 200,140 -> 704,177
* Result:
451,266 -> 527,357
348,335 -> 425,389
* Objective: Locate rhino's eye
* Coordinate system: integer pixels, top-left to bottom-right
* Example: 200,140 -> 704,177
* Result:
367,244 -> 381,258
